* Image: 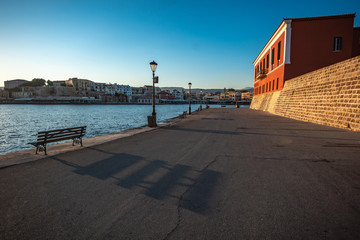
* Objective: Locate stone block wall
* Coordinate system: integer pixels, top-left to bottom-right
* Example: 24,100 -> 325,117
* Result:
250,56 -> 360,131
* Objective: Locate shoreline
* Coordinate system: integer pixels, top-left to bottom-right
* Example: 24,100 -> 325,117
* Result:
0,101 -> 250,105
0,110 -> 189,169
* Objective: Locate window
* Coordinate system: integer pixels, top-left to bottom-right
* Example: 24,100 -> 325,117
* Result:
269,81 -> 271,91
334,37 -> 342,51
276,78 -> 279,89
266,54 -> 269,69
271,48 -> 275,65
266,83 -> 268,92
263,59 -> 265,71
272,80 -> 274,90
277,41 -> 281,61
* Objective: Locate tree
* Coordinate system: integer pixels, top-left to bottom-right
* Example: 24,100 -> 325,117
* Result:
21,78 -> 46,87
228,88 -> 235,92
47,80 -> 53,86
31,78 -> 46,86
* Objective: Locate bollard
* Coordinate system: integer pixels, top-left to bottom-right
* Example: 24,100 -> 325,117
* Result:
147,116 -> 157,127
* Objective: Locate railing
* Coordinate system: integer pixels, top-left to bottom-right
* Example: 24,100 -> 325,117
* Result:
255,69 -> 268,79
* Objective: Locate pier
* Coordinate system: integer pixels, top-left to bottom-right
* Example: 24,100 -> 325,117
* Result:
1,108 -> 360,239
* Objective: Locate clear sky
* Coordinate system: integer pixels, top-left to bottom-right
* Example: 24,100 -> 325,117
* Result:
0,0 -> 359,89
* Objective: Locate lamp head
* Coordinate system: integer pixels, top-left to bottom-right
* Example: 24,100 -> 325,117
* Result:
150,61 -> 158,72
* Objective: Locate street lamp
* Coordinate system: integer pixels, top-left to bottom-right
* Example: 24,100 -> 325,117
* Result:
148,60 -> 158,127
200,89 -> 203,110
188,82 -> 192,115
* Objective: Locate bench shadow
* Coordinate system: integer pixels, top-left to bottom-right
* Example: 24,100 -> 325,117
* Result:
144,164 -> 191,200
181,169 -> 221,214
51,148 -> 222,215
73,154 -> 143,180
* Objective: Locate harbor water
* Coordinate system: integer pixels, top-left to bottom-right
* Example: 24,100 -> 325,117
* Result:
0,104 -> 248,155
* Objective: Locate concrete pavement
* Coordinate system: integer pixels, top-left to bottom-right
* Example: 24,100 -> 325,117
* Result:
1,108 -> 360,239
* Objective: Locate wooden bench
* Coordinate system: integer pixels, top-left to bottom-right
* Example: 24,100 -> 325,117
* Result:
28,126 -> 86,155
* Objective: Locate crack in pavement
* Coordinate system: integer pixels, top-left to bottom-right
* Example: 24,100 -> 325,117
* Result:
162,156 -> 220,240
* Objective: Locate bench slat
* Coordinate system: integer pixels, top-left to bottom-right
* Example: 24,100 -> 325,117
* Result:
35,136 -> 83,145
37,130 -> 85,140
37,133 -> 85,142
38,126 -> 86,134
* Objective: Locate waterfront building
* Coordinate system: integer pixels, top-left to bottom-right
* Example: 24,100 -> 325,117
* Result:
158,90 -> 176,102
92,82 -> 107,92
103,84 -> 132,99
131,87 -> 146,103
66,78 -> 93,93
171,89 -> 184,100
138,92 -> 159,104
144,85 -> 161,94
228,91 -> 241,101
52,80 -> 66,87
241,91 -> 253,100
4,79 -> 29,89
253,13 -> 360,96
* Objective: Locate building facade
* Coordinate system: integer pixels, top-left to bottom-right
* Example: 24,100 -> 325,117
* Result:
52,81 -> 66,87
66,78 -> 93,93
253,13 -> 360,96
4,79 -> 29,89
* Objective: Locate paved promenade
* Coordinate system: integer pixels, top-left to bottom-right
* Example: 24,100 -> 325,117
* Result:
1,108 -> 360,239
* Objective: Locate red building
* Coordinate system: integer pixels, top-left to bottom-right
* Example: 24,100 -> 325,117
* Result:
253,13 -> 360,96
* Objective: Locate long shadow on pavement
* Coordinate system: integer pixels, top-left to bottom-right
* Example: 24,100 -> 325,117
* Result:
51,147 -> 221,215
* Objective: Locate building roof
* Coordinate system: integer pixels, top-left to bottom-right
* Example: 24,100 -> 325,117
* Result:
284,13 -> 355,22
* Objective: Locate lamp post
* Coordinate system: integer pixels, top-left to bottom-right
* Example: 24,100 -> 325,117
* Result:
148,60 -> 158,127
200,89 -> 203,110
188,82 -> 192,115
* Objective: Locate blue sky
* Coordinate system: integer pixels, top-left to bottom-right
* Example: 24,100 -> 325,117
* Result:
0,0 -> 359,89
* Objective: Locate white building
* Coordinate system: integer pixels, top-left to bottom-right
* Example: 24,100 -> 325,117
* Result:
92,83 -> 132,102
92,82 -> 107,92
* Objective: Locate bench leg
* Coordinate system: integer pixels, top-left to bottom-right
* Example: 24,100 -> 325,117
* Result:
72,138 -> 83,147
35,145 -> 46,155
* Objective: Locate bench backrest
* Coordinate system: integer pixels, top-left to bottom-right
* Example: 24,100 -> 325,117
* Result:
37,126 -> 86,144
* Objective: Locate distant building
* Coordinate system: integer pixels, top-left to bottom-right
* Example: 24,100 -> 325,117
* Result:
66,78 -> 93,93
92,83 -> 132,102
228,91 -> 241,101
52,80 -> 66,87
253,13 -> 360,96
131,87 -> 146,103
158,90 -> 175,101
138,92 -> 159,104
143,85 -> 161,94
171,89 -> 184,100
241,91 -> 253,100
4,79 -> 29,89
92,82 -> 107,92
107,84 -> 132,97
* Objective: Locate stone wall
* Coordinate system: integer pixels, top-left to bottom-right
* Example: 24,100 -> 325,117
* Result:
250,56 -> 360,131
